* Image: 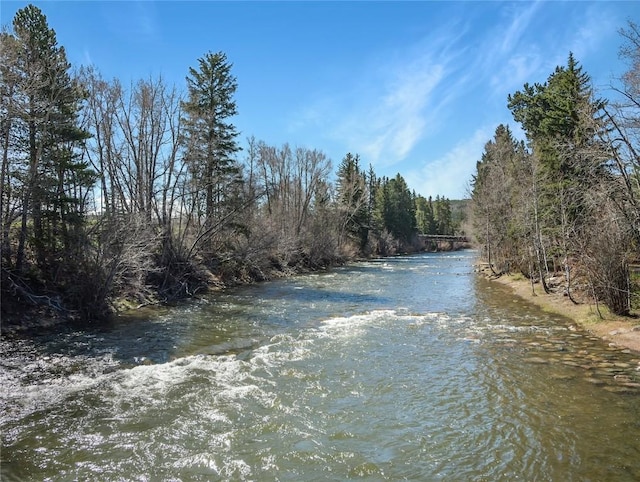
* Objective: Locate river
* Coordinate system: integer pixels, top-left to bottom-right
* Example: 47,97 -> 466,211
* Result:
2,251 -> 640,481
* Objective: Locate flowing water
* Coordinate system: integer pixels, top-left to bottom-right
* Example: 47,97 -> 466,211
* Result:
2,251 -> 640,481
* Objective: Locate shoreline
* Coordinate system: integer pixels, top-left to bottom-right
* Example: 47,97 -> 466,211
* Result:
3,247 -> 464,335
486,272 -> 640,354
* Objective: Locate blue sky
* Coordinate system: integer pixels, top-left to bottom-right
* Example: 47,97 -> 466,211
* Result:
2,1 -> 639,199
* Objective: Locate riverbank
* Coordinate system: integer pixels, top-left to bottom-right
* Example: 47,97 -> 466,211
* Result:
487,272 -> 640,353
2,244 -> 470,335
5,250 -> 640,480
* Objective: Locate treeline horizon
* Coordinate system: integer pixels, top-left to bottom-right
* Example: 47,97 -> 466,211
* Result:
470,22 -> 640,317
1,5 -> 463,322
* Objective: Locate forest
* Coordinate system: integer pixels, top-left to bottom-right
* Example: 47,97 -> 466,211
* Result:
470,22 -> 640,317
0,5 -> 461,323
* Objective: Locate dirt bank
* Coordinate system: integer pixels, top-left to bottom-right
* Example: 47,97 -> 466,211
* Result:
489,273 -> 640,354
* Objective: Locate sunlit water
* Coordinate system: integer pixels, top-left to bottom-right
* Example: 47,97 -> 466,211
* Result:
2,251 -> 640,481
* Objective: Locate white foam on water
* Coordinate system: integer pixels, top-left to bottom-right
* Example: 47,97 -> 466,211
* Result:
314,309 -> 463,342
171,453 -> 252,480
107,353 -> 278,411
315,310 -> 396,339
252,333 -> 313,366
1,333 -> 288,430
0,308 -> 479,428
0,347 -> 120,424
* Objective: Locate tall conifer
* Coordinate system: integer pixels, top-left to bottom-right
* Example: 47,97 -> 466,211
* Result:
181,52 -> 241,233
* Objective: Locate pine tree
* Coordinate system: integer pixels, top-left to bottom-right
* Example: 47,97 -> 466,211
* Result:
471,125 -> 527,274
508,54 -> 608,267
385,174 -> 416,243
336,152 -> 368,249
3,4 -> 93,274
414,194 -> 435,235
433,196 -> 453,235
508,53 -> 607,229
181,51 -> 241,235
500,53 -> 623,307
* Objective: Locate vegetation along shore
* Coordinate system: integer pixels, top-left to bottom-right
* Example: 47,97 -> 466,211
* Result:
1,5 -> 465,329
468,21 -> 640,352
2,3 -> 640,348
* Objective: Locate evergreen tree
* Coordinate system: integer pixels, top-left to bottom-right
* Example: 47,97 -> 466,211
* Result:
433,195 -> 453,235
508,53 -> 607,237
366,163 -> 377,236
471,124 -> 530,274
470,53 -> 626,310
2,4 -> 93,274
372,175 -> 388,235
414,194 -> 435,235
508,53 -> 608,278
336,152 -> 368,249
385,174 -> 416,243
181,51 -> 241,234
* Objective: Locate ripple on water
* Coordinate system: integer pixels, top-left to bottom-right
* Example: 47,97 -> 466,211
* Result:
2,253 -> 640,481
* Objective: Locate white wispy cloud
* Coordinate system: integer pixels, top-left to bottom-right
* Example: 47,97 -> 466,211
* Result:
489,49 -> 544,98
332,30 -> 467,167
82,48 -> 93,66
319,3 -> 550,168
573,5 -> 618,56
408,125 -> 496,199
287,0 -> 623,196
485,1 -> 545,96
497,1 -> 542,55
103,1 -> 160,45
355,62 -> 446,164
488,2 -> 619,96
286,19 -> 468,167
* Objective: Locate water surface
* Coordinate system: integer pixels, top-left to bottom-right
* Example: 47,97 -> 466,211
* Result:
2,252 -> 640,480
